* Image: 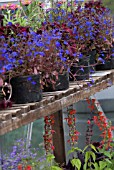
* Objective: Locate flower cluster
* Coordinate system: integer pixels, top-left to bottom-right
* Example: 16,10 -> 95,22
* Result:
65,106 -> 80,146
86,98 -> 114,149
0,0 -> 113,86
0,139 -> 46,170
18,164 -> 32,170
20,0 -> 32,6
43,115 -> 55,154
93,112 -> 114,149
0,3 -> 21,10
0,27 -> 70,88
45,0 -> 113,59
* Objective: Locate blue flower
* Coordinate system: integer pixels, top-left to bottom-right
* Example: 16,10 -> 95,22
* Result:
0,36 -> 5,39
38,52 -> 45,56
73,53 -> 77,57
12,52 -> 18,57
64,41 -> 68,45
91,8 -> 95,13
85,33 -> 89,37
66,50 -> 70,55
34,52 -> 39,56
27,77 -> 32,81
75,36 -> 79,40
56,3 -> 62,8
80,67 -> 84,72
27,41 -> 32,46
98,57 -> 105,64
31,81 -> 36,85
56,41 -> 61,48
1,48 -> 7,53
4,64 -> 13,71
10,38 -> 14,42
80,25 -> 83,29
36,42 -> 44,47
106,30 -> 109,35
75,21 -> 80,25
79,53 -> 83,59
103,20 -> 107,24
67,22 -> 72,27
8,22 -> 12,26
31,47 -> 35,51
73,27 -> 77,34
111,53 -> 114,57
13,44 -> 17,47
80,36 -> 84,40
3,43 -> 8,47
0,69 -> 4,73
22,31 -> 27,37
57,16 -> 61,21
91,79 -> 95,83
61,57 -> 67,62
18,59 -> 23,65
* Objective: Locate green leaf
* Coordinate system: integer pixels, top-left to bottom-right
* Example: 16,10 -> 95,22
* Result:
105,158 -> 112,164
74,147 -> 82,153
83,163 -> 87,170
90,144 -> 97,152
71,158 -> 81,170
89,151 -> 96,162
46,154 -> 55,162
83,145 -> 89,152
99,161 -> 107,170
92,162 -> 99,170
85,151 -> 90,163
67,147 -> 75,155
104,151 -> 111,159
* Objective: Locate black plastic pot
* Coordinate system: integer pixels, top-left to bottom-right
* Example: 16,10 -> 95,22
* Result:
43,72 -> 69,92
111,44 -> 114,69
89,49 -> 96,73
70,56 -> 90,81
95,59 -> 112,70
95,50 -> 113,71
11,74 -> 42,104
112,58 -> 114,69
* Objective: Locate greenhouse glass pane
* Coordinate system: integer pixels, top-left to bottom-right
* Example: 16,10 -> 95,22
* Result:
0,125 -> 28,155
31,118 -> 45,156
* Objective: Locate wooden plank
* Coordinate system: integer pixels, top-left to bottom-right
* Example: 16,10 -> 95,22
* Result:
53,111 -> 66,165
0,70 -> 114,135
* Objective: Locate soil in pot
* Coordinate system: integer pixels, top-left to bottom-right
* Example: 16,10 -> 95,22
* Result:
43,72 -> 69,92
69,56 -> 90,81
10,74 -> 42,104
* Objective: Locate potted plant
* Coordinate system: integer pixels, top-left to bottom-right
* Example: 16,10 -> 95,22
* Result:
0,22 -> 71,103
44,0 -> 113,80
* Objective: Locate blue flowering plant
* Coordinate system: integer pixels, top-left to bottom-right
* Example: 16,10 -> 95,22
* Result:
44,0 -> 113,66
83,1 -> 113,63
0,26 -> 70,90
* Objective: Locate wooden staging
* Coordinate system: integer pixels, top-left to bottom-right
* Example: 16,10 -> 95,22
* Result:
0,70 -> 114,135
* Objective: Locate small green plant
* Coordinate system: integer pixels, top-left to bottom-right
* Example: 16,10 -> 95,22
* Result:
68,142 -> 114,170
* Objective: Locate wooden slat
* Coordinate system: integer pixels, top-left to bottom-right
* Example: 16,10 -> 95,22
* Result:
0,70 -> 114,135
53,111 -> 66,165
